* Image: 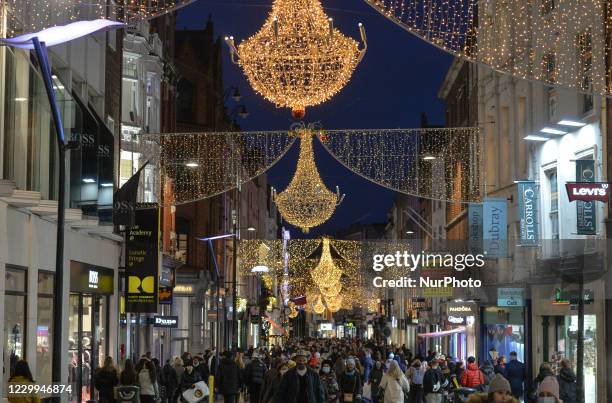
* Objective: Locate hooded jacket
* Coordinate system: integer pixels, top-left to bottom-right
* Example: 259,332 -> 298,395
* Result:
461,363 -> 485,388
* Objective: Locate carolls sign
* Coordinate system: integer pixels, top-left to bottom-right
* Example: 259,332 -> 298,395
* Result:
565,182 -> 610,202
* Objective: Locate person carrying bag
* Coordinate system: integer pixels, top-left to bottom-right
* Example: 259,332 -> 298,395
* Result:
378,361 -> 410,403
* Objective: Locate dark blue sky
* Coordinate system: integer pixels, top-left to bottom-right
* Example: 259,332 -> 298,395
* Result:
177,0 -> 452,237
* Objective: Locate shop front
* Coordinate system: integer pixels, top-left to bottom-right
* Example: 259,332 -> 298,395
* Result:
68,261 -> 114,403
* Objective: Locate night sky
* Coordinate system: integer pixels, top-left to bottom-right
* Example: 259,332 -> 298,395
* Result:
177,0 -> 453,238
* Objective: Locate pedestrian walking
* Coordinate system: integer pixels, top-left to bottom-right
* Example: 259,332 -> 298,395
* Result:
275,351 -> 325,403
461,357 -> 485,389
536,375 -> 561,403
94,356 -> 119,403
261,361 -> 289,403
179,359 -> 203,392
378,360 -> 410,403
369,361 -> 384,403
217,352 -> 243,403
137,358 -> 159,403
319,360 -> 340,403
337,358 -> 363,403
120,359 -> 139,386
504,352 -> 525,400
423,360 -> 444,403
163,359 -> 178,403
407,359 -> 425,403
466,374 -> 518,403
8,360 -> 41,403
557,359 -> 576,403
244,352 -> 267,403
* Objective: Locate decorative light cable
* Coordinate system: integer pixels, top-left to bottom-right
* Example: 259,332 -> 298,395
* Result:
2,0 -> 194,36
364,0 -> 609,96
135,131 -> 296,205
225,0 -> 367,118
272,130 -> 344,232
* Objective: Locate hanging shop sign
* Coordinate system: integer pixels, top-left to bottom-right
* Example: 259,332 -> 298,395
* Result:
497,288 -> 524,307
70,261 -> 114,294
153,316 -> 178,328
566,182 -> 610,202
319,323 -> 333,331
447,302 -> 477,317
468,203 -> 483,254
483,198 -> 507,257
575,159 -> 597,235
126,204 -> 160,313
159,286 -> 173,305
517,181 -> 539,246
173,284 -> 195,296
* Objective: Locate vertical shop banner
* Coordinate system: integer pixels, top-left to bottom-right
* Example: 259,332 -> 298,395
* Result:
576,160 -> 596,235
517,181 -> 539,246
126,204 -> 159,312
483,198 -> 507,257
468,203 -> 483,254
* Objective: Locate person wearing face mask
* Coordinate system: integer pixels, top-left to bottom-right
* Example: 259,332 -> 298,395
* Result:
319,360 -> 340,403
275,351 -> 325,403
179,359 -> 202,394
337,358 -> 363,403
536,375 -> 562,403
466,374 -> 518,403
260,362 -> 289,403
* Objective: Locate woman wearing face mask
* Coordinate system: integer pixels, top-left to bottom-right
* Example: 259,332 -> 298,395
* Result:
378,360 -> 409,403
368,361 -> 384,403
536,376 -> 562,403
319,360 -> 340,403
338,358 -> 363,403
466,374 -> 518,403
260,362 -> 289,403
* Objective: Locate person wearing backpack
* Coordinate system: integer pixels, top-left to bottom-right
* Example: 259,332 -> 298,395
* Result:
407,359 -> 425,403
378,361 -> 410,403
423,360 -> 444,403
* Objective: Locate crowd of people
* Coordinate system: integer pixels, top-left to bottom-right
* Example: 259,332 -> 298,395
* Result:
6,339 -> 578,403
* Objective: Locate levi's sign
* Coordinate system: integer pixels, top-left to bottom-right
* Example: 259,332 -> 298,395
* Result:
566,182 -> 610,202
153,316 -> 178,328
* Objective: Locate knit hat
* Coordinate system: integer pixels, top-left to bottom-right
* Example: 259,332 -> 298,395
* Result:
346,358 -> 356,367
488,374 -> 511,394
538,376 -> 561,400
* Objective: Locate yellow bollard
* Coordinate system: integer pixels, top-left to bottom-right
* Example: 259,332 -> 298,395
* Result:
208,375 -> 215,403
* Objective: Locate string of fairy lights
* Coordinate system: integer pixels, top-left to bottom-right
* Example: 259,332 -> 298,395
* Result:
364,0 -> 609,95
1,0 -> 193,36
225,0 -> 367,118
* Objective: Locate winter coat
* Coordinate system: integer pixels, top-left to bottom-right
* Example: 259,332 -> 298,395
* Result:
460,363 -> 485,388
558,367 -> 577,403
195,363 -> 209,385
244,359 -> 267,386
337,371 -> 363,401
94,368 -> 119,400
423,368 -> 444,395
217,357 -> 243,395
466,392 -> 519,403
479,363 -> 495,386
504,359 -> 525,396
369,366 -> 384,398
320,371 -> 340,403
8,376 -> 41,403
179,368 -> 203,392
163,363 -> 178,396
275,368 -> 325,403
261,372 -> 284,403
137,369 -> 159,397
379,373 -> 410,403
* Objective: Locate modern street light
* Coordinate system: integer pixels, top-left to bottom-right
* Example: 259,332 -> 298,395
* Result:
0,19 -> 124,396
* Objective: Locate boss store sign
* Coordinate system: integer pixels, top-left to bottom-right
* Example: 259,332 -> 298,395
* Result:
151,316 -> 179,328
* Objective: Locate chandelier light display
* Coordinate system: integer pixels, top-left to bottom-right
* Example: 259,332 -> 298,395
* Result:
225,0 -> 367,118
364,0 -> 609,96
272,130 -> 344,232
311,238 -> 343,297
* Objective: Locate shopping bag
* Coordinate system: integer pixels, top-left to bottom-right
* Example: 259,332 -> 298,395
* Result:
363,383 -> 372,400
182,381 -> 209,403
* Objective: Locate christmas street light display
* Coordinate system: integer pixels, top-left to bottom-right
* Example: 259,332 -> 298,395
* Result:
272,130 -> 344,233
364,0 -> 609,96
225,0 -> 367,118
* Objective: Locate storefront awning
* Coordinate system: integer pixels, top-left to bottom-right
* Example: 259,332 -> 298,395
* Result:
418,327 -> 465,338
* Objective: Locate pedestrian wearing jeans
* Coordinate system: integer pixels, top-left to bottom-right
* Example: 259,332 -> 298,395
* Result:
407,359 -> 425,403
423,360 -> 443,403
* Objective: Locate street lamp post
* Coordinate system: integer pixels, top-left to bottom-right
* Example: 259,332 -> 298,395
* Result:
0,19 -> 123,397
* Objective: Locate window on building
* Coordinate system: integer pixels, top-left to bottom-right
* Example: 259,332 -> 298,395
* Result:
541,0 -> 555,15
577,30 -> 594,113
176,217 -> 190,263
37,272 -> 54,385
543,52 -> 557,83
547,169 -> 559,239
3,266 -> 27,390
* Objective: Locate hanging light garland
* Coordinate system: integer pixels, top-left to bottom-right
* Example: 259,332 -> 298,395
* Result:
2,0 -> 194,36
225,0 -> 367,118
273,129 -> 344,233
364,0 -> 609,96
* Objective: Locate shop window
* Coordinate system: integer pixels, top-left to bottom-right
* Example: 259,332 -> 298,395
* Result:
37,272 -> 54,385
3,266 -> 27,389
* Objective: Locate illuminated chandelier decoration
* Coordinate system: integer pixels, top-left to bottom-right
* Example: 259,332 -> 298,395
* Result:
364,0 -> 609,96
272,130 -> 344,233
311,238 -> 343,297
225,0 -> 367,118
